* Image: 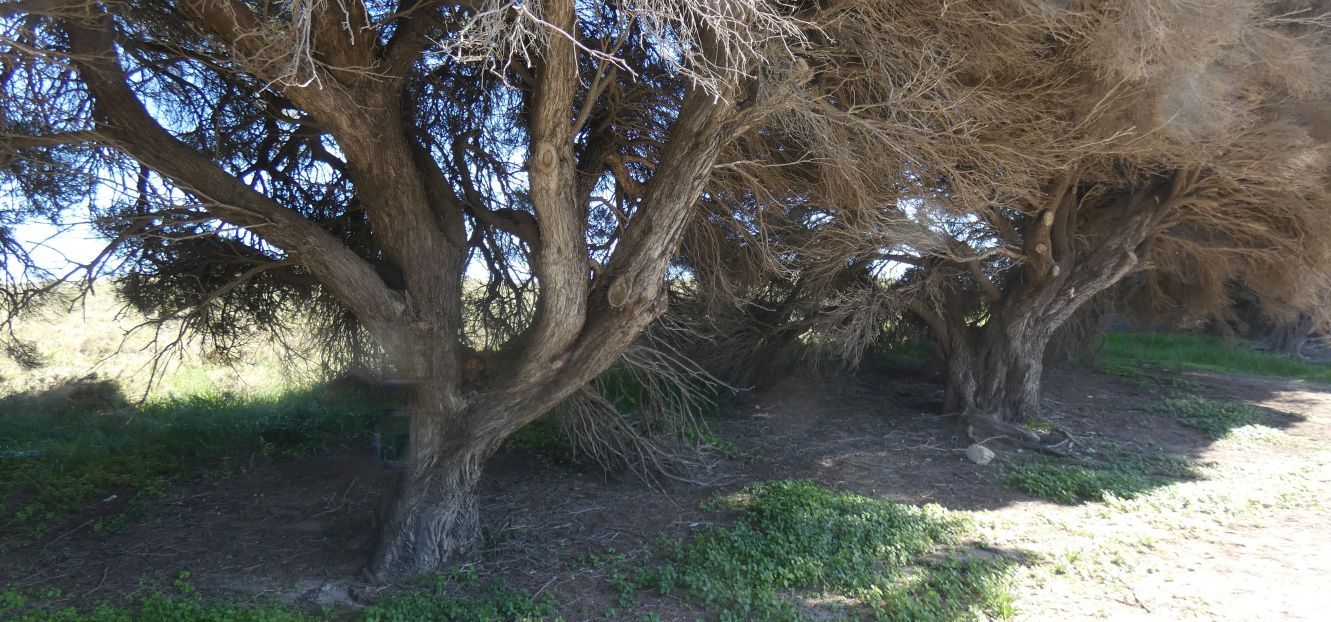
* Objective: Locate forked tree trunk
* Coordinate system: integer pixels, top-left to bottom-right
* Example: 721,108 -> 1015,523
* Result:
58,0 -> 739,583
363,314 -> 653,577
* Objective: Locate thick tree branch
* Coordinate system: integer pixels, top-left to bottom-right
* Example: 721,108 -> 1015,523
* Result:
521,0 -> 588,371
383,1 -> 451,76
945,239 -> 1004,302
62,13 -> 405,337
305,0 -> 376,70
906,299 -> 950,345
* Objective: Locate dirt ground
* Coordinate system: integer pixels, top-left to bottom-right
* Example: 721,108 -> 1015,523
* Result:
2,361 -> 1328,621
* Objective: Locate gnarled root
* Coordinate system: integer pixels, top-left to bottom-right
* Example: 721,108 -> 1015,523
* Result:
962,412 -> 1078,458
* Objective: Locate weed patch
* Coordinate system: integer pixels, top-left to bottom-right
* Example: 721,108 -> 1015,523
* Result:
1003,445 -> 1199,504
361,576 -> 558,622
1147,397 -> 1294,440
0,572 -> 557,622
0,576 -> 317,622
630,480 -> 1017,621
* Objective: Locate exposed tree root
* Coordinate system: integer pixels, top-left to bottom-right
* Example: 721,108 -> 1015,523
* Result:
963,413 -> 1080,459
963,413 -> 1041,444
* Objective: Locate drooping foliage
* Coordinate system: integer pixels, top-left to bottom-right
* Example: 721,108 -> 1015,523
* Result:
670,0 -> 1331,429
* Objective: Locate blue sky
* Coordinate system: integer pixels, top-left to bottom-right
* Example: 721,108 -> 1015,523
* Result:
11,220 -> 105,276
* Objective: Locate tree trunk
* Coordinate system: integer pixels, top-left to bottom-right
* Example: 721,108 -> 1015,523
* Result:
369,441 -> 486,579
1260,314 -> 1316,359
941,314 -> 1050,428
366,371 -> 499,579
920,174 -> 1175,440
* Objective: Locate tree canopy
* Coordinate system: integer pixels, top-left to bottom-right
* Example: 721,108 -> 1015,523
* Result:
672,0 -> 1331,432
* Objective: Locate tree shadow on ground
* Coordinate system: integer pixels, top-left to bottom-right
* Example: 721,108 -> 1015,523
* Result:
711,352 -> 1321,512
0,377 -> 384,538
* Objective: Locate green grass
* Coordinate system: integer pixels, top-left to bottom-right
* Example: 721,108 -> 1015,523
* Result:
0,592 -> 317,622
1146,397 -> 1296,440
1102,332 -> 1331,382
629,480 -> 1017,621
1002,444 -> 1199,505
0,383 -> 380,533
0,355 -> 716,534
0,572 -> 557,622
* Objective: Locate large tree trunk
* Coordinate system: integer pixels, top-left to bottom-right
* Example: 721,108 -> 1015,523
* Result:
918,171 -> 1181,439
369,436 -> 487,579
1260,314 -> 1317,359
940,311 -> 1053,429
367,371 -> 504,579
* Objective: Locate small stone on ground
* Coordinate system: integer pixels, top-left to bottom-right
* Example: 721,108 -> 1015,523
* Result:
966,443 -> 995,465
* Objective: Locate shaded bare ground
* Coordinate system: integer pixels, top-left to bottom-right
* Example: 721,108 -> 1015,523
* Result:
2,362 -> 1328,620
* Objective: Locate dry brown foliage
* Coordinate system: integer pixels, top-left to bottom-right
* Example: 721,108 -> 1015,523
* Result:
673,0 -> 1331,420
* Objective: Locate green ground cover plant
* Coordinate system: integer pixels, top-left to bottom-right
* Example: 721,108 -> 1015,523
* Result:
629,480 -> 1017,621
1002,444 -> 1199,505
1146,397 -> 1295,440
0,572 -> 557,622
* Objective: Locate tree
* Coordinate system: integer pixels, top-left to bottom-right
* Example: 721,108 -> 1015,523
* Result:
670,0 -> 1075,386
0,0 -> 811,577
895,0 -> 1331,436
677,1 -> 1331,441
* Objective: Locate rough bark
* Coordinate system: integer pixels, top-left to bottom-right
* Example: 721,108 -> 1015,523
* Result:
1260,314 -> 1317,359
940,316 -> 1049,425
369,413 -> 490,578
934,279 -> 1127,432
